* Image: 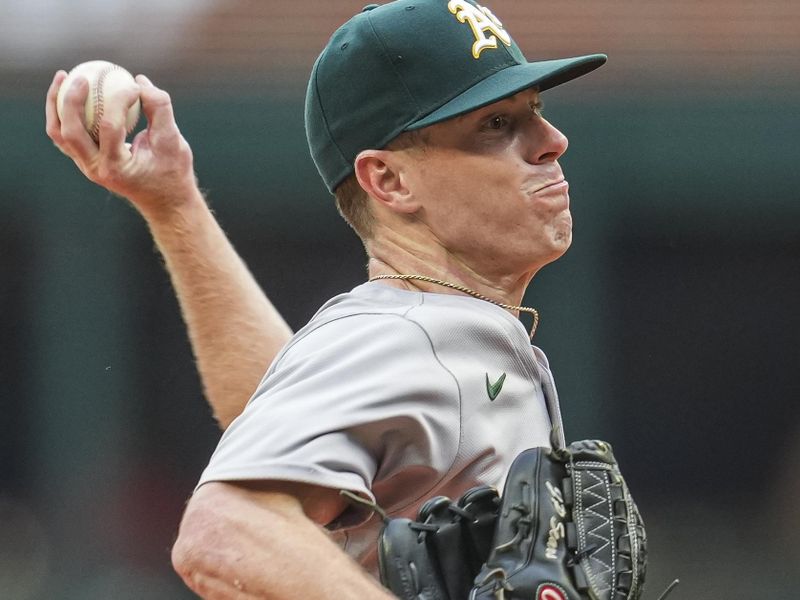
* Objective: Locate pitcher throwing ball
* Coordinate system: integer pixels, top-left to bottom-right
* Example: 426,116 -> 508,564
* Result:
47,1 -> 629,598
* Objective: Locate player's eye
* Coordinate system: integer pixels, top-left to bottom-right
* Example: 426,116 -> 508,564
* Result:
484,115 -> 509,131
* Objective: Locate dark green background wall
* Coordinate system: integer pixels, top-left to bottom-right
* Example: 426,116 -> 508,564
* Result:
1,84 -> 798,597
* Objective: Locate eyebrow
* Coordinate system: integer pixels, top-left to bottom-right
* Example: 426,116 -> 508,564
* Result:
456,94 -> 544,123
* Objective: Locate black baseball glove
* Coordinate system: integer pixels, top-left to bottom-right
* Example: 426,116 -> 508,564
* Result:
470,440 -> 648,600
378,485 -> 500,600
377,440 -> 663,600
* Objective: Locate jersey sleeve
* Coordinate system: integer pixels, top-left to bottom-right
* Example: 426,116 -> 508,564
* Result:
196,312 -> 461,521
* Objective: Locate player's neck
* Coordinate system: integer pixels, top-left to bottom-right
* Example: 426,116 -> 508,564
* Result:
365,235 -> 533,312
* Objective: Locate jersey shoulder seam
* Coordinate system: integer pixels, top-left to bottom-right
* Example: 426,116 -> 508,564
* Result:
388,299 -> 464,513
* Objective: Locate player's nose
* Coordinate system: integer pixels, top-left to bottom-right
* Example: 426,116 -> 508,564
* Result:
523,117 -> 568,164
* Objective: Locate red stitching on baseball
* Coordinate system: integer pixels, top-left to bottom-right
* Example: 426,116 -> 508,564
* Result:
90,64 -> 117,142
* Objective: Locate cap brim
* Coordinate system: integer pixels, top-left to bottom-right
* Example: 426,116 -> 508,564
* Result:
406,53 -> 607,130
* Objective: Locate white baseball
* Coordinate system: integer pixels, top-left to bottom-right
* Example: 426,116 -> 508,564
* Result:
56,60 -> 141,143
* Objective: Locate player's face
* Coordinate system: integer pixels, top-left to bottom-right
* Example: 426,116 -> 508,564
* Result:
407,89 -> 571,279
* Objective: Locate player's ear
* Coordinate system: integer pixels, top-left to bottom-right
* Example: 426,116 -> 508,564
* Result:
354,149 -> 419,214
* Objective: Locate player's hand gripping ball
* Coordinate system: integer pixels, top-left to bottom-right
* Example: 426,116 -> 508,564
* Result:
56,60 -> 141,143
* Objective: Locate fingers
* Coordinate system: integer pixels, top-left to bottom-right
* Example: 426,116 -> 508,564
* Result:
48,68 -> 142,174
136,74 -> 180,148
44,71 -> 68,143
97,83 -> 141,163
58,76 -> 100,163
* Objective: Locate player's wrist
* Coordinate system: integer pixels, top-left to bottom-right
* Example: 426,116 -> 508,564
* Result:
135,179 -> 208,225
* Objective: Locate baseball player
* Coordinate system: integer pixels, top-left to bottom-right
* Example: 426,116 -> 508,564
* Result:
47,1 -> 606,598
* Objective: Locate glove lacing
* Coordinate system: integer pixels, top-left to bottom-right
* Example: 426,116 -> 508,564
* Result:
494,481 -> 533,553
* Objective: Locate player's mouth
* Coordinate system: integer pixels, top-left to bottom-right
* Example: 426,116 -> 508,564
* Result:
534,179 -> 569,194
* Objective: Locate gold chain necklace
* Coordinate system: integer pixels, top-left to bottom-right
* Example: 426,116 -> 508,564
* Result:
368,274 -> 540,339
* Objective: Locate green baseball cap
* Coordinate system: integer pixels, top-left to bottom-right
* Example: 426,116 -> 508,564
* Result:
305,0 -> 606,193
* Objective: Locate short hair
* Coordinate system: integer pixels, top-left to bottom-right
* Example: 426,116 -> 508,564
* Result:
333,129 -> 428,240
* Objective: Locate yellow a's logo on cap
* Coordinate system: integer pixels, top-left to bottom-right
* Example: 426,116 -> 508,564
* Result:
448,1 -> 512,59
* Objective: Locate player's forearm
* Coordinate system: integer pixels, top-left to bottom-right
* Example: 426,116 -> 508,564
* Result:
173,484 -> 395,600
177,544 -> 393,600
141,189 -> 292,429
47,71 -> 291,428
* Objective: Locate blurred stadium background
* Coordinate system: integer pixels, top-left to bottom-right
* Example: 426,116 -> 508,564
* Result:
1,0 -> 798,598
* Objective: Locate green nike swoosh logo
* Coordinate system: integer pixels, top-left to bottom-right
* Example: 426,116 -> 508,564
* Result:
485,372 -> 506,401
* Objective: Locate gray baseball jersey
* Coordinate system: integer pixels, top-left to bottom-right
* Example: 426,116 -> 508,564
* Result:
197,282 -> 564,574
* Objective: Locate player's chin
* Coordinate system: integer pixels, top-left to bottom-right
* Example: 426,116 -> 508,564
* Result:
549,218 -> 573,254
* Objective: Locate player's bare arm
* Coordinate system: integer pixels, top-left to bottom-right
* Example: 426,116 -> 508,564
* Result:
172,482 -> 395,599
45,69 -> 292,428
